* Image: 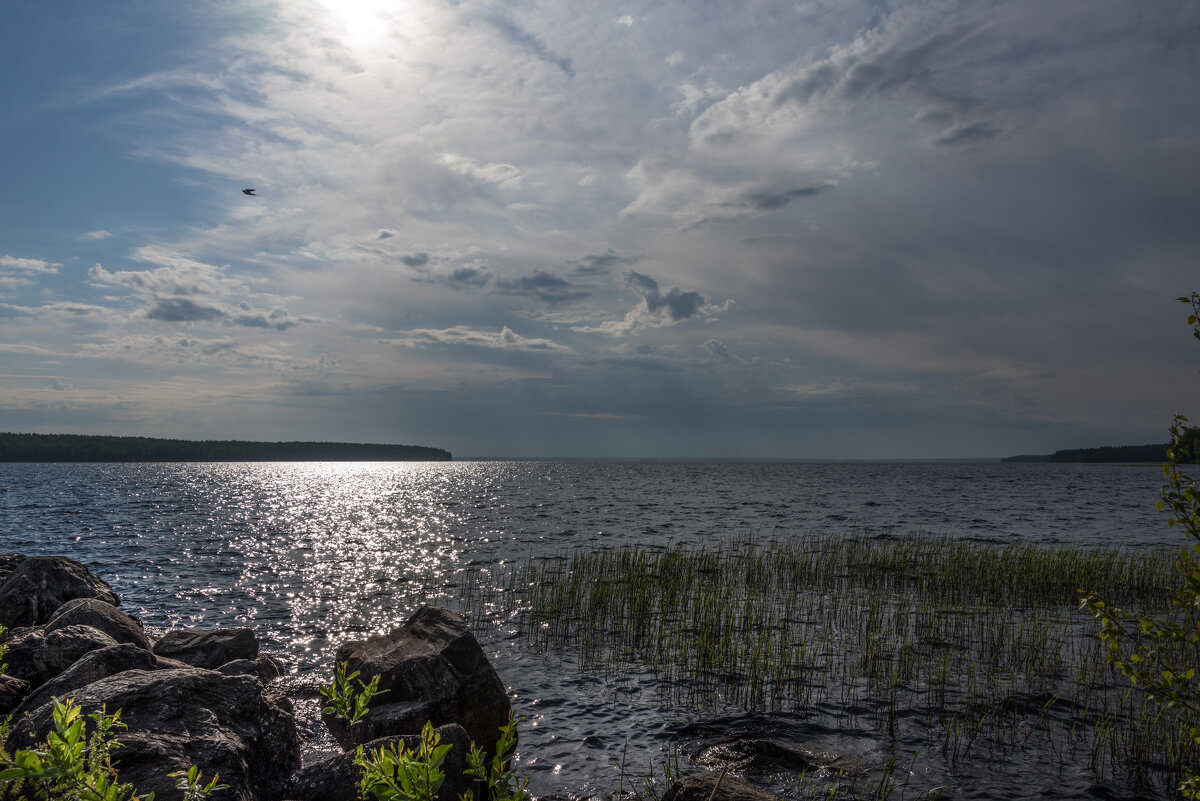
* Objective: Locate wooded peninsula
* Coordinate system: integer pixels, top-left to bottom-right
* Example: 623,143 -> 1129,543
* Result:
0,432 -> 452,462
1003,429 -> 1199,463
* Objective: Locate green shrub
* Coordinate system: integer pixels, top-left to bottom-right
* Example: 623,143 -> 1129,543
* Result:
320,662 -> 387,728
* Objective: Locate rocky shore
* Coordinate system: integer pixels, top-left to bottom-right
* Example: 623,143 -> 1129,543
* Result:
0,553 -> 779,801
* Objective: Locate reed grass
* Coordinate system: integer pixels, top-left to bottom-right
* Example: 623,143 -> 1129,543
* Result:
459,531 -> 1198,798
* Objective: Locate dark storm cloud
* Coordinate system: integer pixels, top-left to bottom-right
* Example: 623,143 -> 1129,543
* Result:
569,249 -> 642,275
745,184 -> 830,211
624,271 -> 706,321
401,252 -> 430,267
145,298 -> 226,322
447,267 -> 490,288
496,270 -> 590,305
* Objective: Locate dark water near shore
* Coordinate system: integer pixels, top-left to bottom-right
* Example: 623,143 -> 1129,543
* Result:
0,461 -> 1182,799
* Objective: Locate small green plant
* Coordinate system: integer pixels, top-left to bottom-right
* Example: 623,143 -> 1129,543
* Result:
321,661 -> 387,728
0,698 -> 148,801
168,764 -> 228,801
462,711 -> 527,801
356,720 -> 453,801
1083,292 -> 1200,798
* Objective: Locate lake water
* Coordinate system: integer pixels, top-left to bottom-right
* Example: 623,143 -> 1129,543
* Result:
0,461 -> 1183,799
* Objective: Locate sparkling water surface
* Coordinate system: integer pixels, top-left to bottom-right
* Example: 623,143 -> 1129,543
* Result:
0,461 -> 1181,799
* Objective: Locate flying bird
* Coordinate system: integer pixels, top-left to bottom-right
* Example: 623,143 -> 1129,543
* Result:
242,188 -> 256,196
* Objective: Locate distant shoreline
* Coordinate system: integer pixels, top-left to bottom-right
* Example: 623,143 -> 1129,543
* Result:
0,432 -> 452,462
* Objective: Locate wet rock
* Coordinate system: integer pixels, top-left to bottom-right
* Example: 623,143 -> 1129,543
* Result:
0,674 -> 30,716
323,606 -> 511,754
285,724 -> 473,801
16,644 -> 158,718
6,668 -> 300,801
0,555 -> 119,629
45,597 -> 152,650
33,624 -> 120,684
662,772 -> 781,801
152,626 -> 259,669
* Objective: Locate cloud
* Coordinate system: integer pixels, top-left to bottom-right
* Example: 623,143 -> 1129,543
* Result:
0,256 -> 60,274
43,378 -> 74,391
401,252 -> 430,267
476,9 -> 575,77
391,325 -> 573,353
82,230 -> 113,241
569,249 -> 641,275
145,297 -> 227,322
495,271 -> 589,305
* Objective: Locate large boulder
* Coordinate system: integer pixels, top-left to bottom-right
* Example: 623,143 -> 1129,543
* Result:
15,644 -> 158,719
662,773 -> 781,801
152,627 -> 259,669
32,624 -> 120,685
6,668 -> 300,801
45,597 -> 152,650
284,724 -> 474,801
323,606 -> 511,754
0,556 -> 118,629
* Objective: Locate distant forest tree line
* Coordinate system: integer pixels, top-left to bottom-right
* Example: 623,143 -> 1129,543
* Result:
1004,428 -> 1199,463
0,433 -> 452,462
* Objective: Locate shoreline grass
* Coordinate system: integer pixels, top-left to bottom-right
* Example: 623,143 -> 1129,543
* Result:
459,531 -> 1199,798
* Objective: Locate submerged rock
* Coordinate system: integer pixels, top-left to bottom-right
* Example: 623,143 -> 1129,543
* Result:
662,772 -> 781,801
323,606 -> 511,754
152,626 -> 259,669
7,668 -> 300,801
0,556 -> 119,629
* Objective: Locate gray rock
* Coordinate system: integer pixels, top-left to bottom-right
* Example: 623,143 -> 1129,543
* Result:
33,624 -> 120,684
0,553 -> 26,588
152,627 -> 259,669
0,674 -> 30,716
662,773 -> 781,801
46,597 -> 152,650
0,556 -> 119,629
323,606 -> 511,755
218,659 -> 259,676
255,653 -> 284,681
285,724 -> 473,801
6,668 -> 300,801
16,644 -> 158,719
0,627 -> 46,685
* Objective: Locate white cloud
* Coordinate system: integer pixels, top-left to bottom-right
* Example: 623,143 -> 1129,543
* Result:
82,230 -> 113,240
0,256 -> 60,274
390,325 -> 572,353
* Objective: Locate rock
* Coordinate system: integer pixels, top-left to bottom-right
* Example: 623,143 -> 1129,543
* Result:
285,724 -> 473,801
0,627 -> 45,685
15,644 -> 159,719
45,597 -> 152,650
323,606 -> 511,754
152,627 -> 259,669
0,556 -> 119,629
33,624 -> 120,685
0,553 -> 26,587
7,668 -> 300,801
0,674 -> 30,716
255,653 -> 284,681
662,772 -> 781,801
218,659 -> 260,676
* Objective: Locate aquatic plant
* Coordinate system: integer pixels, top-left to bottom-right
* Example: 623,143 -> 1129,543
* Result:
461,530 -> 1193,796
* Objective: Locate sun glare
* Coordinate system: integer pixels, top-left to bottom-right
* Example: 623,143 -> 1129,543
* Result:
315,0 -> 403,47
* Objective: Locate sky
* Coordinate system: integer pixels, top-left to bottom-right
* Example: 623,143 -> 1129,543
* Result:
1,0 -> 1198,459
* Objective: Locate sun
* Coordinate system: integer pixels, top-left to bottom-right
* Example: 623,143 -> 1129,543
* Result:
315,0 -> 403,47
